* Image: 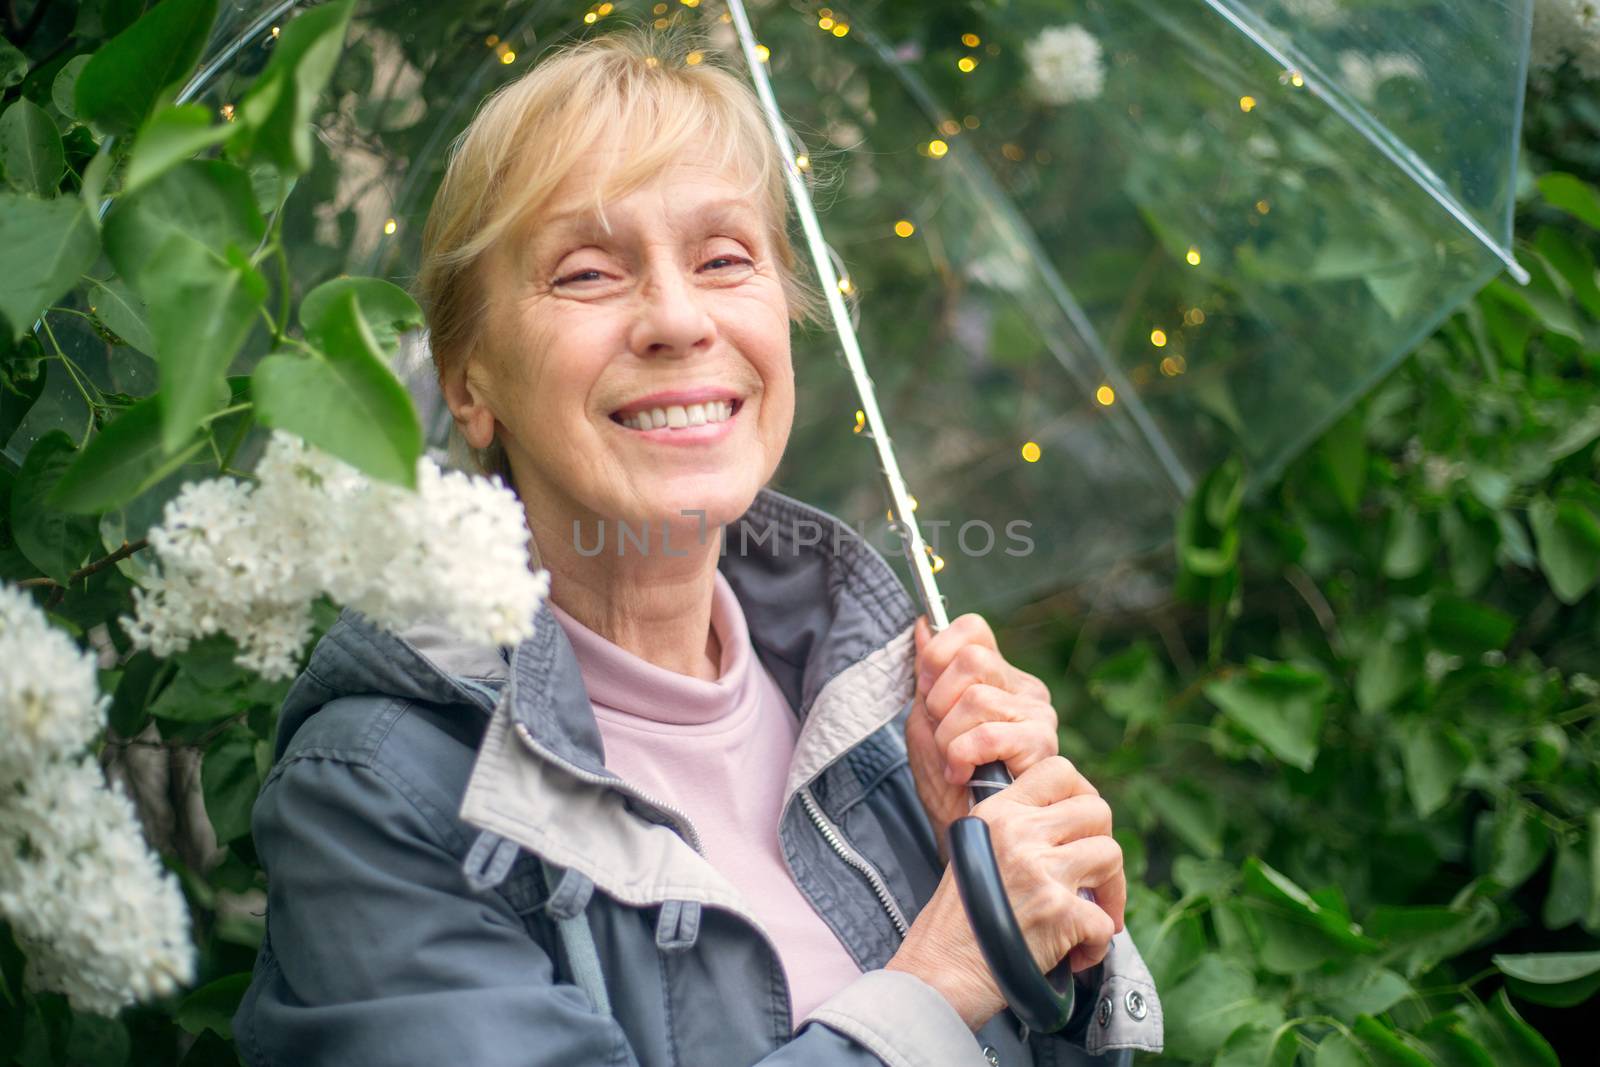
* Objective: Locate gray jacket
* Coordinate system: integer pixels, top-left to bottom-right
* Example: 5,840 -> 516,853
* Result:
232,488 -> 1164,1067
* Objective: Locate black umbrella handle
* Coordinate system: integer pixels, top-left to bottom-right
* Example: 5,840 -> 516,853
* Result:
948,761 -> 1079,1033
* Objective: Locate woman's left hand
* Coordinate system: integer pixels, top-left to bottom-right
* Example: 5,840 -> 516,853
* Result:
905,613 -> 1061,865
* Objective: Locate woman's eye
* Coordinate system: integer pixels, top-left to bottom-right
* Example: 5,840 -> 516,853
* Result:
556,269 -> 604,285
703,256 -> 751,271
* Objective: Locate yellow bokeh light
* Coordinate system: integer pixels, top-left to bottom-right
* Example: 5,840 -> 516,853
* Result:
500,49 -> 516,63
485,33 -> 499,46
794,153 -> 809,171
644,56 -> 659,68
1255,199 -> 1271,215
853,409 -> 866,434
963,114 -> 980,128
957,56 -> 977,73
680,0 -> 700,7
1185,307 -> 1207,326
930,554 -> 946,574
1021,441 -> 1041,463
1291,71 -> 1304,87
600,2 -> 614,12
940,118 -> 960,136
928,138 -> 949,158
654,17 -> 668,29
584,11 -> 597,23
653,1 -> 667,11
383,218 -> 397,235
908,495 -> 918,512
894,219 -> 916,238
832,23 -> 849,37
755,43 -> 771,62
962,32 -> 981,47
1185,246 -> 1202,266
1150,328 -> 1168,348
838,276 -> 854,295
818,16 -> 834,29
1239,95 -> 1257,112
270,25 -> 280,38
686,50 -> 704,65
1159,356 -> 1180,377
1001,142 -> 1024,161
1096,385 -> 1116,406
219,103 -> 235,122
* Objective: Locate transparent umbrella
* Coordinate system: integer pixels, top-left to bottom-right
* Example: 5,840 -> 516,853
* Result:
7,0 -> 1533,621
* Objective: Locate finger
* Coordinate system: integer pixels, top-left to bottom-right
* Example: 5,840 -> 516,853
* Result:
1049,835 -> 1123,897
1001,756 -> 1099,808
942,717 -> 1059,787
932,682 -> 1035,750
1064,894 -> 1117,972
924,643 -> 1008,721
915,613 -> 998,695
1038,793 -> 1113,846
1095,870 -> 1128,934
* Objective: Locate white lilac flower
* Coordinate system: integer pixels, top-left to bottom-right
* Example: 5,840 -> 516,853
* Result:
1531,0 -> 1600,82
1024,25 -> 1106,106
1336,50 -> 1424,103
0,754 -> 196,1015
123,432 -> 548,680
0,585 -> 108,783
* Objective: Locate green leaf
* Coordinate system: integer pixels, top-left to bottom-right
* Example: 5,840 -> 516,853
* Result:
1,365 -> 46,447
1382,506 -> 1432,580
108,652 -> 163,737
0,36 -> 26,91
1087,642 -> 1166,726
0,193 -> 100,340
143,233 -> 267,451
234,0 -> 357,175
1319,409 -> 1367,514
1161,956 -> 1284,1062
64,1014 -> 128,1067
103,159 -> 266,292
0,99 -> 65,196
1456,990 -> 1558,1067
1529,495 -> 1600,603
1399,721 -> 1471,818
1481,804 -> 1551,891
253,291 -> 422,486
1539,172 -> 1600,231
86,277 -> 155,355
50,56 -> 92,120
1532,226 -> 1600,320
1316,1032 -> 1374,1067
151,671 -> 238,723
1303,963 -> 1411,1017
1542,841 -> 1590,930
175,972 -> 250,1039
75,0 -> 219,134
125,103 -> 237,194
1415,1012 -> 1498,1067
8,431 -> 98,584
1353,1016 -> 1432,1067
1205,661 -> 1329,771
1493,950 -> 1600,1007
300,276 -> 424,354
48,394 -> 207,513
1427,595 -> 1515,656
1214,1024 -> 1300,1067
1355,631 -> 1421,715
202,725 -> 259,843
1143,780 -> 1223,858
1366,901 -> 1498,979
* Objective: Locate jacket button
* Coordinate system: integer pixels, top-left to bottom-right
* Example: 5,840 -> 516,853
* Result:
1096,995 -> 1113,1027
1124,989 -> 1148,1021
981,1046 -> 1000,1066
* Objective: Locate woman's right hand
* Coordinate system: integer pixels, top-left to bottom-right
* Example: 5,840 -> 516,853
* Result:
883,756 -> 1126,1032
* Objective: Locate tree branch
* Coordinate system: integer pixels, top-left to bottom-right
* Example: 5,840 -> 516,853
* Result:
19,538 -> 150,590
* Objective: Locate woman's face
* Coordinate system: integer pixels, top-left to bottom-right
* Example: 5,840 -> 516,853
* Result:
455,146 -> 795,545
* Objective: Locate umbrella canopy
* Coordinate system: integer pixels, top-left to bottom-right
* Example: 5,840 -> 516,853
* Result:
6,0 -> 1533,616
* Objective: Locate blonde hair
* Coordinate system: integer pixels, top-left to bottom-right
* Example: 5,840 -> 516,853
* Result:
417,24 -> 826,481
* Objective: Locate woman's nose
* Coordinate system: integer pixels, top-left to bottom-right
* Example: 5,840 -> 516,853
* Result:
628,265 -> 716,359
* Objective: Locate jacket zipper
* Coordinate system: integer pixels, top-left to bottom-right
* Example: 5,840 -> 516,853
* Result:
797,786 -> 910,938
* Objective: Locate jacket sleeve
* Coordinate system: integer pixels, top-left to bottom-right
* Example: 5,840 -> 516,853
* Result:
232,751 -> 1002,1067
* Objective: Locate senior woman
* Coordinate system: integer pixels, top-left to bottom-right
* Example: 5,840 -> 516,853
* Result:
233,27 -> 1162,1067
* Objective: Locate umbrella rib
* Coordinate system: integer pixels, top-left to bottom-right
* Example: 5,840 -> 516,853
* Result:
726,0 -> 951,630
1200,0 -> 1530,285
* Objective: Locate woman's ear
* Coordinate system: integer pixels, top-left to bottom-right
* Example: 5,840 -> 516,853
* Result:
441,355 -> 497,451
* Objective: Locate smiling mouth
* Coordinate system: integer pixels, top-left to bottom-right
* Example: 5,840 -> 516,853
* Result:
610,399 -> 742,431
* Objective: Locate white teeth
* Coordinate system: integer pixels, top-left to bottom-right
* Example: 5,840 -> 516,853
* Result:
618,400 -> 737,430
